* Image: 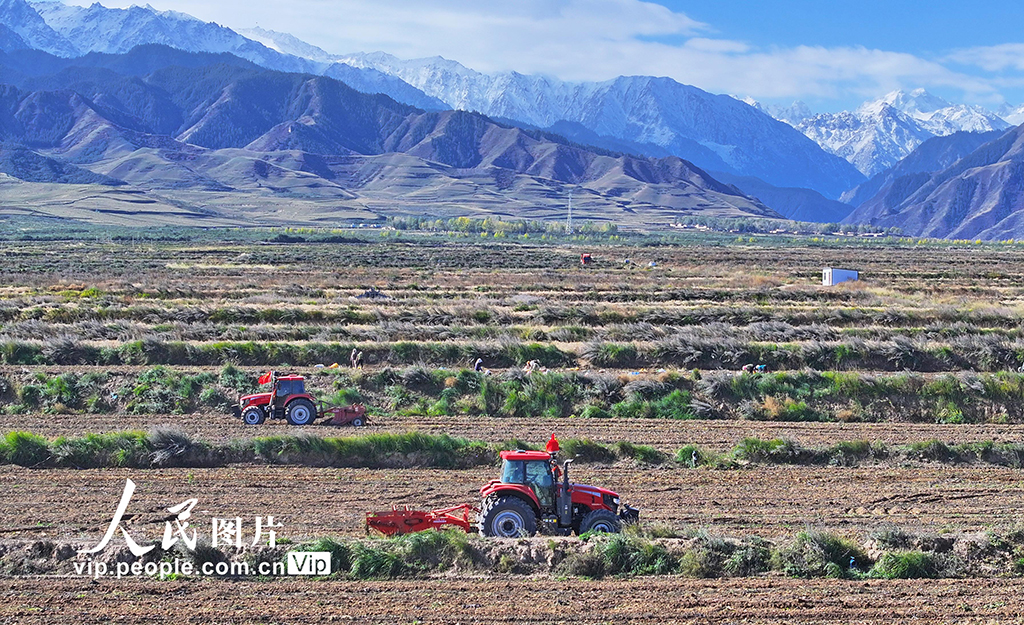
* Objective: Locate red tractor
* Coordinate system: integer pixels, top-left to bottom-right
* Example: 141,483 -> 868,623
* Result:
367,436 -> 639,537
232,371 -> 368,427
477,447 -> 638,536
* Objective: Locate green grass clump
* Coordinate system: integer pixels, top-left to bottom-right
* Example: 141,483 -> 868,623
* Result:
905,439 -> 955,462
561,438 -> 617,464
296,536 -> 351,575
675,444 -> 712,467
51,431 -> 150,468
2,431 -> 50,467
731,438 -> 807,464
614,441 -> 666,464
778,530 -> 871,578
349,530 -> 475,580
596,533 -> 674,576
249,432 -> 494,468
869,551 -> 939,579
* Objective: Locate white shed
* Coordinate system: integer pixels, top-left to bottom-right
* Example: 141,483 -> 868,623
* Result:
822,267 -> 859,286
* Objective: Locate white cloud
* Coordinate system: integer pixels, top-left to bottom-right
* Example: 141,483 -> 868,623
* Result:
62,0 -> 1010,105
948,44 -> 1024,72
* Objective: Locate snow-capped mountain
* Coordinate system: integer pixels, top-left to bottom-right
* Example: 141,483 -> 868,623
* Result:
768,89 -> 1011,177
3,0 -> 447,109
742,98 -> 813,126
0,0 -> 75,55
880,88 -> 1008,135
29,0 -> 314,71
1000,104 -> 1024,126
796,102 -> 934,178
328,51 -> 864,198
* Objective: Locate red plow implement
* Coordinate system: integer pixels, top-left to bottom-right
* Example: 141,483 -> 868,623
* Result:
365,505 -> 478,536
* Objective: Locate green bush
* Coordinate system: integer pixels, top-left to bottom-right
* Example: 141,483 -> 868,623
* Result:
615,441 -> 666,464
778,530 -> 871,578
218,364 -> 255,393
732,438 -> 808,464
869,551 -> 938,579
675,444 -> 710,467
350,542 -> 406,579
2,431 -> 50,467
297,537 -> 351,575
597,534 -> 674,575
561,439 -> 617,464
51,432 -> 150,468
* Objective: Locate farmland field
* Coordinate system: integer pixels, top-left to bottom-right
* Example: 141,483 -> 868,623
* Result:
5,227 -> 1024,622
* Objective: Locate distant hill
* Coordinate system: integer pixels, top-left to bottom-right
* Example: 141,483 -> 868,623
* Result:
709,171 -> 855,223
0,46 -> 780,225
844,124 -> 1024,239
840,130 -> 1005,208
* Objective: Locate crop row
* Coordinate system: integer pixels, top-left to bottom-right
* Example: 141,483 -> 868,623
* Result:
3,332 -> 1024,373
6,365 -> 1024,424
11,524 -> 1024,581
3,429 -> 1023,470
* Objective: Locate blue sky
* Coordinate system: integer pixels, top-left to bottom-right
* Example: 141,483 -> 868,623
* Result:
72,0 -> 1024,113
676,1 -> 1024,54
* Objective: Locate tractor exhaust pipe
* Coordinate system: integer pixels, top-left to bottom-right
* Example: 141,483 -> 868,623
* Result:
557,458 -> 573,527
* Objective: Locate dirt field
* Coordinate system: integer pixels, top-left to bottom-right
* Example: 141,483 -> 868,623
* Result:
8,235 -> 1024,622
3,461 -> 1022,544
7,410 -> 1024,451
4,576 -> 1024,624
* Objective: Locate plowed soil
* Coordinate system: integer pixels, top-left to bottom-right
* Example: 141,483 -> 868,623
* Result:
3,462 -> 1022,544
3,577 -> 1024,624
6,411 -> 1024,451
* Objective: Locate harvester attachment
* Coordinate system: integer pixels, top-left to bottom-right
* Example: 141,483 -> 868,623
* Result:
365,505 -> 478,536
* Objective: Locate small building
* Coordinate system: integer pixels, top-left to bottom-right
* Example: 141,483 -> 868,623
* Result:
822,267 -> 859,286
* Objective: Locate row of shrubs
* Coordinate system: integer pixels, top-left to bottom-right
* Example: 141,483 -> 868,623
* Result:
3,333 -> 1024,372
6,365 -> 1024,424
354,366 -> 1024,424
32,525 -> 1024,581
7,299 -> 1022,331
0,430 -> 497,470
2,428 -> 1022,470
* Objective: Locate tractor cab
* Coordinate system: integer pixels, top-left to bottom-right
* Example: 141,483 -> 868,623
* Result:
498,450 -> 557,508
270,376 -> 306,403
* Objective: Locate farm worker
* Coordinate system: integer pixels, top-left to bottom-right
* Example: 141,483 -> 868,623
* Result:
350,348 -> 358,368
355,351 -> 364,369
545,434 -> 560,454
547,435 -> 562,482
474,358 -> 483,372
742,364 -> 754,373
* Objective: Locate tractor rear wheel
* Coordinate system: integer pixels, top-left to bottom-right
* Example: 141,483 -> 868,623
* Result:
479,497 -> 537,537
579,509 -> 621,534
286,398 -> 316,426
241,406 -> 266,425
351,417 -> 365,427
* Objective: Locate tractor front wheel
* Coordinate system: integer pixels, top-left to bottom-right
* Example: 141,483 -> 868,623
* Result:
579,509 -> 621,534
479,497 -> 537,537
241,406 -> 266,425
286,398 -> 316,426
351,417 -> 365,427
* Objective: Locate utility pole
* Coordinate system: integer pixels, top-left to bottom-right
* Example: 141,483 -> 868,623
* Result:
565,189 -> 573,235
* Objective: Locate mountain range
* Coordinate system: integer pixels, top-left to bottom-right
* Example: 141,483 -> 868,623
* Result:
0,0 -> 1023,238
844,125 -> 1024,239
754,89 -> 1012,178
0,45 -> 778,226
3,0 -> 866,201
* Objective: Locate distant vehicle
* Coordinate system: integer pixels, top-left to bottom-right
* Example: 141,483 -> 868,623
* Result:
580,253 -> 593,267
